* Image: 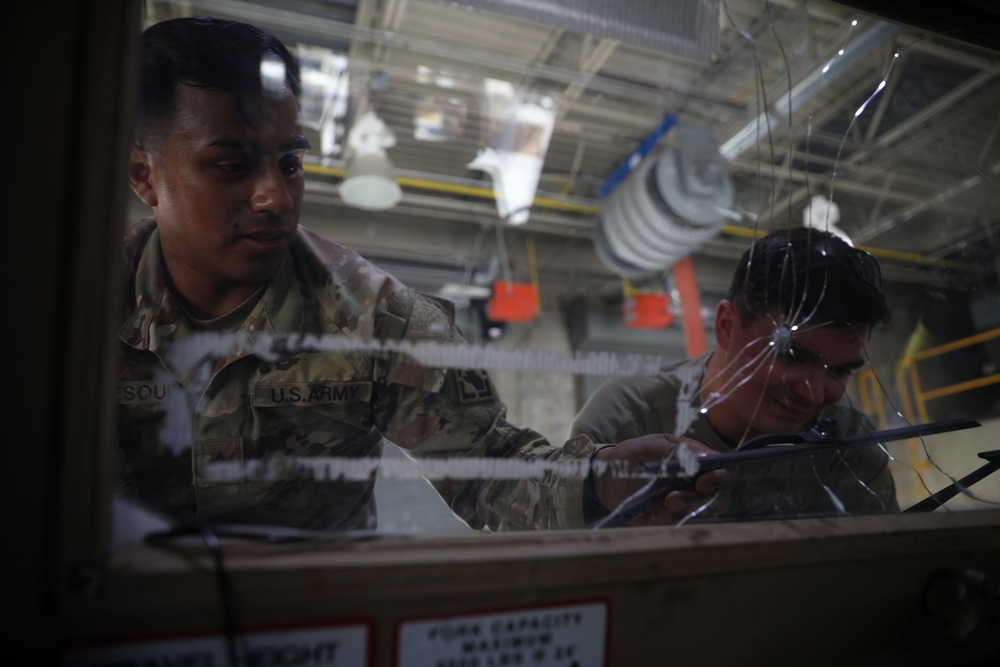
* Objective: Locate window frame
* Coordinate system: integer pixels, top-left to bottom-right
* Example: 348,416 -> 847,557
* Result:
24,1 -> 1000,661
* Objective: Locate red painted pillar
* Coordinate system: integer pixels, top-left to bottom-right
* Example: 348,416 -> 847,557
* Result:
672,256 -> 707,356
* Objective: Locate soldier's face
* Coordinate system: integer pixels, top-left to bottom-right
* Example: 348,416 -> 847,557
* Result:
130,85 -> 307,296
709,302 -> 868,442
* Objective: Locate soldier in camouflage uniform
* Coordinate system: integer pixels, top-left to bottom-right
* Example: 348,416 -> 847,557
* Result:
118,215 -> 604,531
575,228 -> 899,524
118,16 -> 619,532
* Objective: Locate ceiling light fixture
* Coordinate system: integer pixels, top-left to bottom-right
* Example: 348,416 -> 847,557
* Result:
339,111 -> 402,211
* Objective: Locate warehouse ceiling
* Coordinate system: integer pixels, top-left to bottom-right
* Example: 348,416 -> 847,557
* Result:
138,0 -> 1000,304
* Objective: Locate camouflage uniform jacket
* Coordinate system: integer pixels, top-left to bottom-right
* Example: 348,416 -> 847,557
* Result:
572,352 -> 899,520
117,219 -> 594,532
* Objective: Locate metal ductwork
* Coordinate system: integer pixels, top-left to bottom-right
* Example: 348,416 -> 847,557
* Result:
595,122 -> 734,277
455,0 -> 721,61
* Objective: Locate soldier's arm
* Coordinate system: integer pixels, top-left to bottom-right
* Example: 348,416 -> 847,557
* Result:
368,288 -> 596,530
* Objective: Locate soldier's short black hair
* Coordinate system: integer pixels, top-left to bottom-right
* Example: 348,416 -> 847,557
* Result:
727,226 -> 891,329
136,16 -> 301,149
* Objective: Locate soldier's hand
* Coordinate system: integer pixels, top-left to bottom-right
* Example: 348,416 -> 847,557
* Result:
593,434 -> 729,526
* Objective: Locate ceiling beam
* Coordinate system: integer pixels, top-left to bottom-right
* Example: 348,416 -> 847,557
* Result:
762,61 -> 1000,223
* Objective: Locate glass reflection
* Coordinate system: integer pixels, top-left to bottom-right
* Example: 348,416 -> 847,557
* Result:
116,0 -> 1000,544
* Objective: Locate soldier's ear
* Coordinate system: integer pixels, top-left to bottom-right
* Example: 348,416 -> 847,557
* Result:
715,300 -> 737,350
128,144 -> 158,208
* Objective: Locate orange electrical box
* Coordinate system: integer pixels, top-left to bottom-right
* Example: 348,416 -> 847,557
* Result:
486,281 -> 538,322
623,293 -> 674,329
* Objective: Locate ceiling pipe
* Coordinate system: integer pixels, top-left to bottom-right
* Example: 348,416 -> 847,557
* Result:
591,23 -> 899,280
305,161 -> 599,214
719,20 -> 899,160
305,163 -> 971,275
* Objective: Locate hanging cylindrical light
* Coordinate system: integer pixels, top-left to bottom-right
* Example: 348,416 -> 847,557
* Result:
595,122 -> 734,277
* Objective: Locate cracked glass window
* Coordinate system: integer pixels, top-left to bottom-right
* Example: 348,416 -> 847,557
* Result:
113,0 -> 999,546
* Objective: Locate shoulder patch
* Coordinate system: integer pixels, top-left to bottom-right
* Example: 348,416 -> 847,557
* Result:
455,369 -> 495,404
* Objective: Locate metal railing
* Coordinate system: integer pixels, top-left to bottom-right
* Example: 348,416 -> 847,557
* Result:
894,327 -> 1000,425
857,326 -> 1000,504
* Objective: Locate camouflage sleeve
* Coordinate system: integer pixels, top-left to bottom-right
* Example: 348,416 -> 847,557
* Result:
568,374 -> 652,444
369,287 -> 596,530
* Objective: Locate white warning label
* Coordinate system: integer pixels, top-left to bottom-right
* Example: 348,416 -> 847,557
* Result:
396,601 -> 607,667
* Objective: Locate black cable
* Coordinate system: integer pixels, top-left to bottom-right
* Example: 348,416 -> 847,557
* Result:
201,525 -> 241,667
143,521 -> 408,665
